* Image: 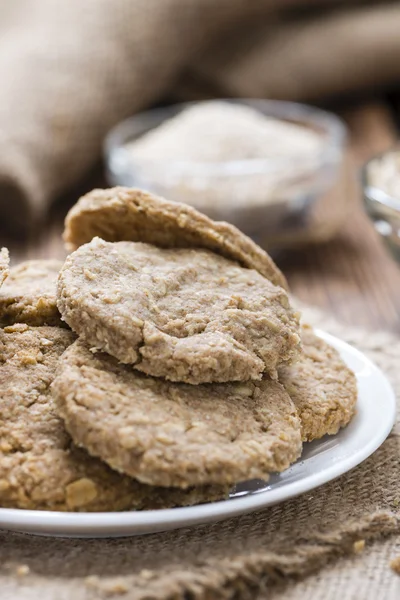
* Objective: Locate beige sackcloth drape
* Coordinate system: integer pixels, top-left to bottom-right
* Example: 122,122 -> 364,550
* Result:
1,305 -> 400,599
0,0 -> 400,233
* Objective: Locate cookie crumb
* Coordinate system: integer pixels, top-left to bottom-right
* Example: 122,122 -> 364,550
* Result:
16,565 -> 30,577
17,350 -> 38,365
103,579 -> 129,596
85,575 -> 100,588
139,569 -> 154,580
85,575 -> 129,596
353,540 -> 365,554
390,556 -> 400,574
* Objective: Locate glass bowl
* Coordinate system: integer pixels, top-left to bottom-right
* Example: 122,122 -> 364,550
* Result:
363,148 -> 400,262
104,99 -> 349,248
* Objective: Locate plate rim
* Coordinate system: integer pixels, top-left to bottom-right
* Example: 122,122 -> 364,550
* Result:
0,329 -> 396,536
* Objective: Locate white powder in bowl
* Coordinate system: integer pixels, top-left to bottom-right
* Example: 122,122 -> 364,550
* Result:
124,101 -> 325,227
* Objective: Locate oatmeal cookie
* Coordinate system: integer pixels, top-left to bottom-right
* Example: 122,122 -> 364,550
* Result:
57,238 -> 300,383
0,325 -> 227,511
53,339 -> 302,488
0,260 -> 63,326
279,325 -> 357,441
63,187 -> 287,289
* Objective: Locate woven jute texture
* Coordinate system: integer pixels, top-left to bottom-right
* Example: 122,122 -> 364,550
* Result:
1,303 -> 399,599
1,0 -> 400,233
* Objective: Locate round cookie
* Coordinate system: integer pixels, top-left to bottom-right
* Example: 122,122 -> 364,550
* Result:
53,339 -> 303,488
279,325 -> 358,442
57,238 -> 300,384
0,259 -> 63,327
63,186 -> 287,290
0,325 -> 227,511
0,247 -> 9,287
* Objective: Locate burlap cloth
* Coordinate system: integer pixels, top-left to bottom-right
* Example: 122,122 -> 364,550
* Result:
1,303 -> 399,599
1,0 -> 400,234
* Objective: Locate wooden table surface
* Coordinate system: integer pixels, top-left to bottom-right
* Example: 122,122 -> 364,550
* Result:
280,102 -> 400,332
4,101 -> 400,334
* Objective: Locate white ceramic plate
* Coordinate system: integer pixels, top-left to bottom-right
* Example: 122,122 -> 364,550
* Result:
0,330 -> 396,538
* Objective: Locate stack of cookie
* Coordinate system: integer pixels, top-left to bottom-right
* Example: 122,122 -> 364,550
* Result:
0,188 -> 357,512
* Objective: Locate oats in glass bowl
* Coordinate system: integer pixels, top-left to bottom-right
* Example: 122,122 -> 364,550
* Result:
105,100 -> 348,248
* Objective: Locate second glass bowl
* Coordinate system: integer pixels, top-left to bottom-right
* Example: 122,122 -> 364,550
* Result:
363,148 -> 400,262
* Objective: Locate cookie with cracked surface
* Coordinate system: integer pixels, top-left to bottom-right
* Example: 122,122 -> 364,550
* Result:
0,260 -> 63,327
0,248 -> 9,287
0,325 -> 228,511
53,339 -> 303,488
57,238 -> 300,384
279,325 -> 357,442
63,187 -> 287,290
